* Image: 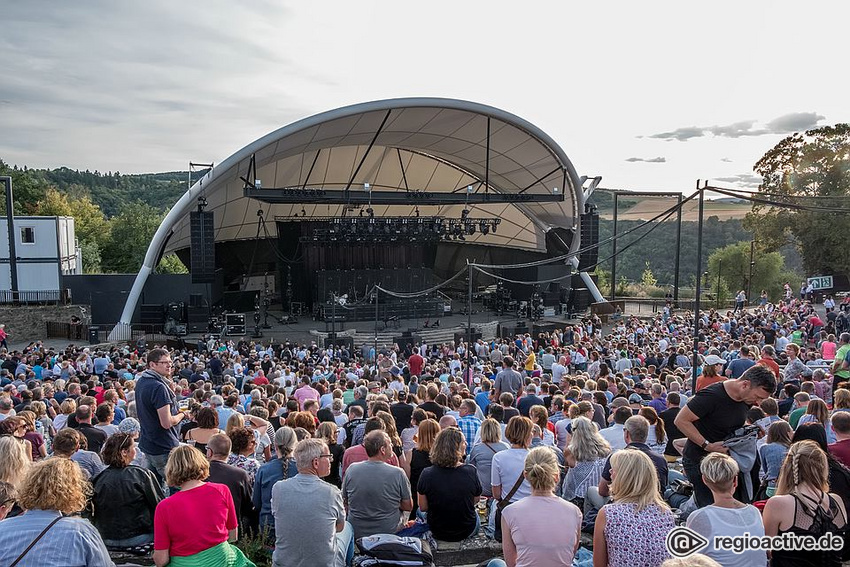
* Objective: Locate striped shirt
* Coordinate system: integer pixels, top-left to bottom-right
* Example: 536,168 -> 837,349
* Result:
0,510 -> 114,566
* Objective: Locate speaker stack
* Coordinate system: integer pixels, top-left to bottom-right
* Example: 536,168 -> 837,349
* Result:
140,304 -> 164,325
190,211 -> 215,284
578,211 -> 600,271
225,313 -> 246,336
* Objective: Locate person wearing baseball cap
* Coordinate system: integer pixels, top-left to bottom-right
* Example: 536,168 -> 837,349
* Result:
696,354 -> 726,392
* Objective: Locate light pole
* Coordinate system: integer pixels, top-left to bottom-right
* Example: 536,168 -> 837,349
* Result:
716,259 -> 722,309
747,240 -> 756,302
692,181 -> 706,381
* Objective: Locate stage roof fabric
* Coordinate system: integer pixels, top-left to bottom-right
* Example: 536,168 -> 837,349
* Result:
163,98 -> 583,255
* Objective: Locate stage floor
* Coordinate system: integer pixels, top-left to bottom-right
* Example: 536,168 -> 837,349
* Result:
179,304 -> 582,348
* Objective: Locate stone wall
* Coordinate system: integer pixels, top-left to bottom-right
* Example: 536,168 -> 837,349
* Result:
0,304 -> 90,345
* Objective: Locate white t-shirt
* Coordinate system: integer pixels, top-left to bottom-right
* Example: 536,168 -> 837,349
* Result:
686,504 -> 767,567
490,448 -> 532,503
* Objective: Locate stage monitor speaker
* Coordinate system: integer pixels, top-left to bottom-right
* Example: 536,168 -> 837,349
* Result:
190,210 -> 215,284
166,302 -> 185,323
140,304 -> 164,325
394,334 -> 421,350
578,212 -> 599,271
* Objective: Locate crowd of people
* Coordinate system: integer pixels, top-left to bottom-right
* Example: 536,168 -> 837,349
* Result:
0,294 -> 849,566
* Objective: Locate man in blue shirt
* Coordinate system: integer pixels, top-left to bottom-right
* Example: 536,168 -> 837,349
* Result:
135,348 -> 184,492
725,345 -> 756,379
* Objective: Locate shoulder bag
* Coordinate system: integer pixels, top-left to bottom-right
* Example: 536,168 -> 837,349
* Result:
494,474 -> 524,542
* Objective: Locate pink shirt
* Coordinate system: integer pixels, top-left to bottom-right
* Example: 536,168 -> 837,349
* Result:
293,384 -> 319,410
154,482 -> 236,556
822,341 -> 837,361
501,495 -> 581,567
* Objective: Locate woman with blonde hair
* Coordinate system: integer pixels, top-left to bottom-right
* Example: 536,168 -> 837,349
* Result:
153,445 -> 254,567
315,421 -> 343,487
417,427 -> 482,541
685,453 -> 766,567
593,449 -> 675,567
834,388 -> 850,411
53,397 -> 77,431
763,440 -> 848,566
798,398 -> 836,442
562,416 -> 610,509
487,447 -> 581,567
467,418 -> 510,498
0,434 -> 29,518
0,458 -> 113,566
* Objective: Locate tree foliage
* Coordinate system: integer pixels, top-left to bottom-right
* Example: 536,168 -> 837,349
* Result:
100,201 -> 164,273
706,241 -> 797,302
743,124 -> 850,276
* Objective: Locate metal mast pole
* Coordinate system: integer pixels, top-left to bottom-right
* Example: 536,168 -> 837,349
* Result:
673,193 -> 683,306
2,177 -> 18,294
692,182 -> 705,381
610,192 -> 619,301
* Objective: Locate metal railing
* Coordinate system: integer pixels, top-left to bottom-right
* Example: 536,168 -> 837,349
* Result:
0,289 -> 69,305
45,321 -> 170,344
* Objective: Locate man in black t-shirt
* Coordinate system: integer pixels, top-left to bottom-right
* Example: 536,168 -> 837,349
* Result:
675,365 -> 775,507
659,391 -> 684,458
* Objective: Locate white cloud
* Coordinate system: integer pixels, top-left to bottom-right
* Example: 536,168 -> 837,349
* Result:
625,157 -> 667,163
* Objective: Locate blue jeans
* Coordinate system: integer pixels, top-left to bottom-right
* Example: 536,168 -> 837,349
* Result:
335,520 -> 355,567
103,533 -> 154,548
145,451 -> 171,495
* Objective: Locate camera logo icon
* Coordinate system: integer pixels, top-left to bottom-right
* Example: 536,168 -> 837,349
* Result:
666,526 -> 709,557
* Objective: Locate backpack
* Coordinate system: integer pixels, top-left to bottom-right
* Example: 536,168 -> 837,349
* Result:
355,534 -> 434,567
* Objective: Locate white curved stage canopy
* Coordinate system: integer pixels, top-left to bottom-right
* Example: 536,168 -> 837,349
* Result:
114,97 -> 598,331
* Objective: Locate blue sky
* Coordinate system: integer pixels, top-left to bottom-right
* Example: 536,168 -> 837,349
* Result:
1,1 -> 847,193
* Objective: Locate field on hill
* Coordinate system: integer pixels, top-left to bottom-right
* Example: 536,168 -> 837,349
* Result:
599,198 -> 752,221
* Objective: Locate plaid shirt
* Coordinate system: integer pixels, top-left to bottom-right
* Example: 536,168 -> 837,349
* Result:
457,415 -> 482,455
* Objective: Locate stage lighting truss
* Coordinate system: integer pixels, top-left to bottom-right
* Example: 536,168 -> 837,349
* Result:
298,216 -> 500,244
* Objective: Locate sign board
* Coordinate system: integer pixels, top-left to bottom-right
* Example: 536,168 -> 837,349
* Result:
808,275 -> 833,290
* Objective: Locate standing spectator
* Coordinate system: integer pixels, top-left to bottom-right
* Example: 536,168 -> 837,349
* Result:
91,432 -> 164,551
272,437 -> 353,567
763,440 -> 848,567
153,445 -> 251,567
0,324 -> 8,350
0,458 -> 113,567
136,348 -> 184,492
418,427 -> 482,541
487,447 -> 582,567
592,449 -> 675,567
659,392 -> 684,461
493,357 -> 523,399
675,366 -> 775,507
342,430 -> 413,539
293,377 -> 319,410
685,453 -> 766,567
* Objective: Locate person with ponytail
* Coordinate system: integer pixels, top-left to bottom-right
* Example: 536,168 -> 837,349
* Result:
486,446 -> 582,567
253,426 -> 298,536
763,440 -> 848,566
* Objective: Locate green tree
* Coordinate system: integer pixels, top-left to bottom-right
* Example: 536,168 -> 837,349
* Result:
0,159 -> 49,214
101,201 -> 164,273
743,124 -> 850,277
156,254 -> 188,274
35,187 -> 110,272
706,241 -> 795,303
640,262 -> 657,288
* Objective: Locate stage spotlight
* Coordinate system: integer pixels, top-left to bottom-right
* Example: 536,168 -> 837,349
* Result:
480,221 -> 489,235
461,209 -> 470,220
366,207 -> 374,218
364,182 -> 370,191
553,187 -> 560,194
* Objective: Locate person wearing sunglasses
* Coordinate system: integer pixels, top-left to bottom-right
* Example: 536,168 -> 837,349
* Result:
90,432 -> 165,553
